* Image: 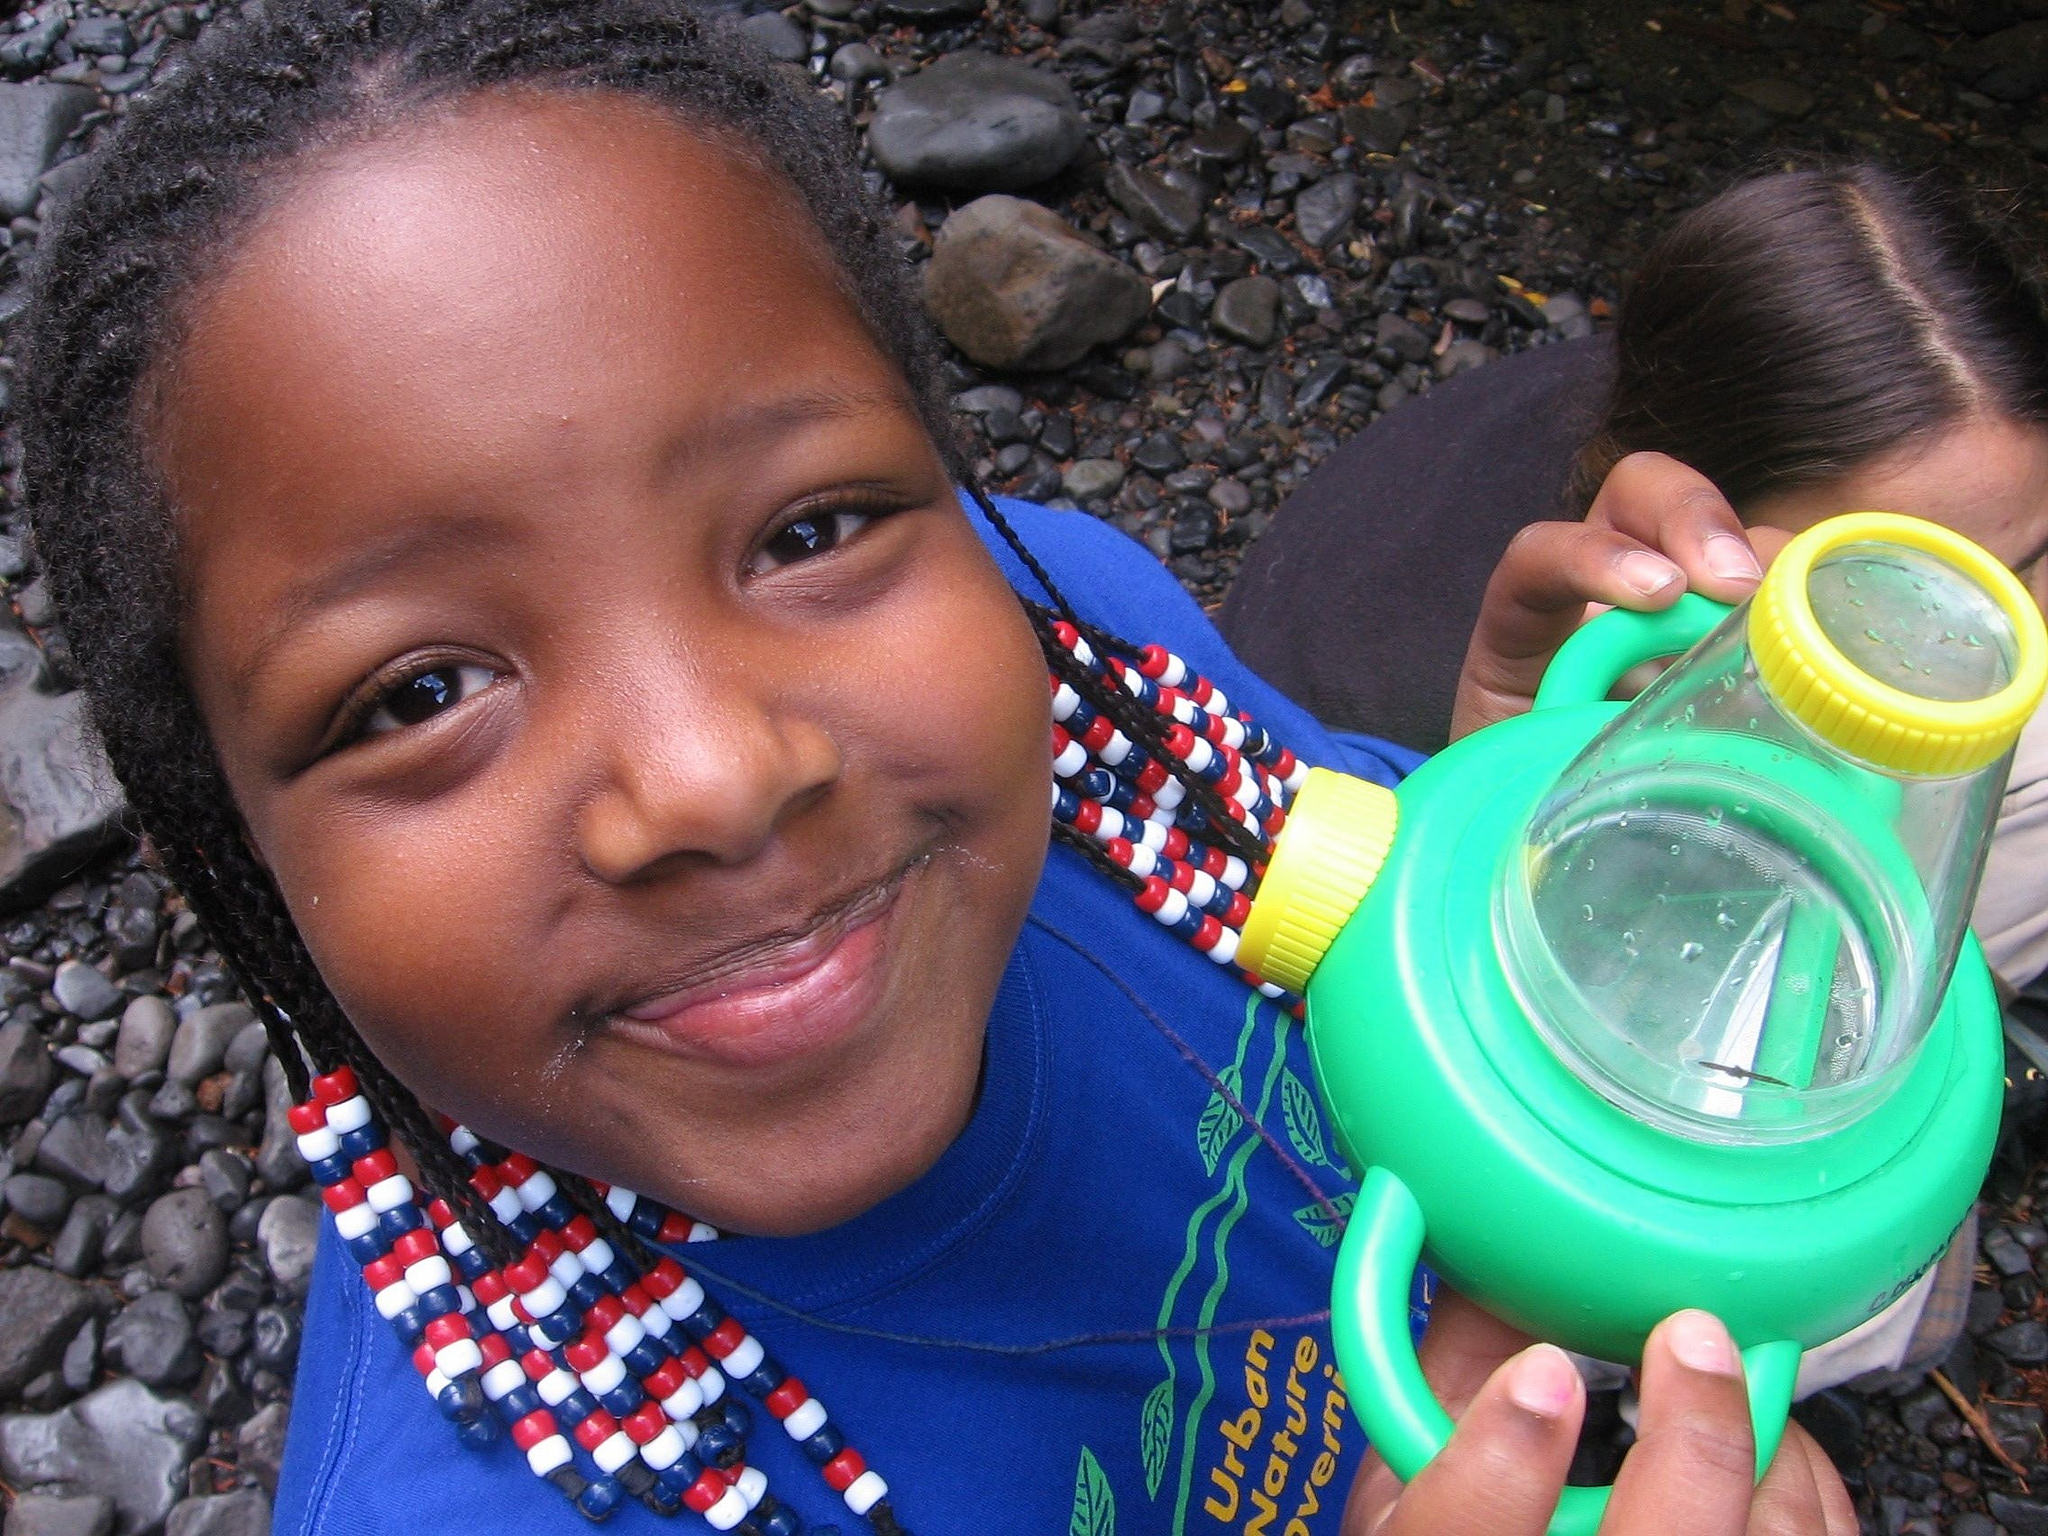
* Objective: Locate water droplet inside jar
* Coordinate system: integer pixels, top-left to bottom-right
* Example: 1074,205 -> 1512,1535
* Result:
1679,941 -> 1704,961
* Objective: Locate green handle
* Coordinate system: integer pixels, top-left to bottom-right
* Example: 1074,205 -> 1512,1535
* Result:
1532,593 -> 1733,714
1333,1167 -> 1802,1536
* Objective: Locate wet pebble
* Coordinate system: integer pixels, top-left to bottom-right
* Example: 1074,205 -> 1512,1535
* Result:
141,1185 -> 230,1299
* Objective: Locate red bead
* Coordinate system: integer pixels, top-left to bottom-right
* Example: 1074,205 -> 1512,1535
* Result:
645,1357 -> 687,1398
361,1255 -> 402,1290
318,1179 -> 365,1213
656,1211 -> 694,1244
1072,798 -> 1101,834
1190,674 -> 1214,705
682,1470 -> 726,1513
351,1149 -> 398,1187
502,1254 -> 548,1295
619,1284 -> 652,1317
509,1410 -> 556,1451
499,1152 -> 539,1184
585,1295 -> 624,1332
310,1067 -> 358,1104
432,1112 -> 458,1134
702,1318 -> 747,1360
623,1401 -> 668,1444
521,1350 -> 557,1383
643,1259 -> 687,1299
287,1102 -> 326,1135
764,1378 -> 807,1419
1079,714 -> 1114,753
1137,644 -> 1169,679
478,1333 -> 512,1368
1199,846 -> 1228,878
468,1166 -> 503,1199
1136,760 -> 1168,795
572,1410 -> 619,1452
471,1271 -> 508,1306
561,1215 -> 598,1251
392,1229 -> 438,1266
1225,893 -> 1251,928
531,1229 -> 564,1263
1129,793 -> 1157,821
1217,762 -> 1241,795
1167,860 -> 1194,894
1134,876 -> 1168,915
411,1342 -> 436,1376
1163,828 -> 1190,860
822,1448 -> 867,1492
1194,915 -> 1222,951
565,1333 -> 608,1373
1265,808 -> 1286,836
1165,723 -> 1195,757
425,1199 -> 456,1229
1273,748 -> 1298,776
1053,621 -> 1079,650
1105,836 -> 1133,867
677,1346 -> 713,1380
1050,724 -> 1071,756
423,1314 -> 470,1350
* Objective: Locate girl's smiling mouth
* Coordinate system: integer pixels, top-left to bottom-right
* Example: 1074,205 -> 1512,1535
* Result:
603,855 -> 927,1070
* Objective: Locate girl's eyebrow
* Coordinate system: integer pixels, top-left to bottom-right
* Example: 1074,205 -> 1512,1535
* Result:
661,383 -> 911,468
231,510 -> 515,693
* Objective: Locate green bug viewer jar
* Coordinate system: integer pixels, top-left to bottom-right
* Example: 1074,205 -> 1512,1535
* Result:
1237,512 -> 2048,1536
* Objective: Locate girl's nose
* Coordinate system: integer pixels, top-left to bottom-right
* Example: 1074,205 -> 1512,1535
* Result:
573,671 -> 843,884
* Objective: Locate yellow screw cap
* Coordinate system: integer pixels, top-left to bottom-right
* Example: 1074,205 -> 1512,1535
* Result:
1748,511 -> 2048,777
1237,768 -> 1398,994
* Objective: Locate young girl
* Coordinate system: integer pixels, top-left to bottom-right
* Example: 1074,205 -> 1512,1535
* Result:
15,2 -> 1849,1532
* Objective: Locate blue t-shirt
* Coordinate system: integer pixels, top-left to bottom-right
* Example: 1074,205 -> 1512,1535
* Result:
276,499 -> 1425,1536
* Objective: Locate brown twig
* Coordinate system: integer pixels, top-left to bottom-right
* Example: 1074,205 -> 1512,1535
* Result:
1932,1368 -> 2033,1490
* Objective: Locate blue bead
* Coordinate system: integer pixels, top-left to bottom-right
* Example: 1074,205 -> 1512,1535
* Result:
528,1311 -> 577,1348
677,1303 -> 720,1337
639,1483 -> 682,1517
342,1232 -> 388,1266
1113,742 -> 1155,780
385,1305 -> 426,1346
574,1477 -> 622,1521
615,1462 -> 657,1498
1180,801 -> 1210,832
800,1423 -> 845,1464
626,1204 -> 664,1239
740,1360 -> 782,1397
306,1153 -> 351,1185
565,1275 -> 609,1314
417,1284 -> 463,1320
721,1398 -> 750,1436
621,1339 -> 666,1377
534,1193 -> 577,1228
596,1382 -> 644,1417
559,1387 -> 601,1425
1169,905 -> 1202,940
335,1123 -> 386,1159
434,1383 -> 469,1420
376,1203 -> 423,1241
499,1383 -> 542,1422
655,1454 -> 705,1495
457,1416 -> 501,1451
1051,784 -> 1079,823
597,1258 -> 639,1295
694,1417 -> 743,1468
1065,697 -> 1097,733
1203,884 -> 1236,918
452,1246 -> 493,1281
1079,766 -> 1114,800
756,1505 -> 801,1536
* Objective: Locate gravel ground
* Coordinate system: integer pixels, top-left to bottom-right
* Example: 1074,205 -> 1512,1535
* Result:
1,1 -> 2046,1533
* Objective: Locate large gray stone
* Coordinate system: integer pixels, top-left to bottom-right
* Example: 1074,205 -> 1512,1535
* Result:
924,195 -> 1150,371
112,998 -> 176,1081
0,1016 -> 53,1122
103,1291 -> 197,1388
1294,172 -> 1361,248
3,1493 -> 115,1536
0,83 -> 95,220
256,1195 -> 319,1299
0,1378 -> 204,1536
1211,275 -> 1282,348
0,632 -> 125,911
51,963 -> 121,1024
1104,163 -> 1205,242
164,1492 -> 269,1536
166,1004 -> 253,1087
868,53 -> 1083,191
141,1188 -> 229,1299
0,1268 -> 95,1396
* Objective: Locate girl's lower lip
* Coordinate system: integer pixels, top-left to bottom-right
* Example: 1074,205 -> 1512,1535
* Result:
608,874 -> 908,1070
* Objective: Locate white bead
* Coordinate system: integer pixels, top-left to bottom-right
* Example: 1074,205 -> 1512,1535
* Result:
604,1185 -> 637,1222
640,1425 -> 688,1471
1099,731 -> 1132,766
1220,855 -> 1249,890
1126,844 -> 1157,878
640,1306 -> 675,1339
671,1415 -> 701,1452
1150,888 -> 1189,927
365,1173 -> 414,1213
591,1431 -> 635,1474
520,1276 -> 567,1319
448,1126 -> 479,1157
525,1436 -> 572,1477
334,1204 -> 378,1241
1051,682 -> 1080,721
844,1470 -> 889,1516
481,1359 -> 527,1401
1153,777 -> 1186,810
734,1465 -> 767,1509
372,1279 -> 420,1319
1134,821 -> 1167,852
579,1353 -> 626,1396
455,1285 -> 477,1316
546,1250 -> 585,1289
686,1221 -> 718,1243
1071,636 -> 1096,667
704,1487 -> 748,1531
488,1188 -> 523,1224
1095,805 -> 1126,841
696,1365 -> 726,1405
1184,737 -> 1215,773
1258,980 -> 1286,998
782,1398 -> 828,1440
1218,716 -> 1246,749
1230,773 -> 1262,809
720,1334 -> 764,1379
603,1315 -> 646,1358
580,1237 -> 615,1276
1169,695 -> 1197,724
535,1368 -> 577,1407
440,1222 -> 475,1257
324,1095 -> 372,1134
1159,653 -> 1186,686
423,1366 -> 450,1398
1187,870 -> 1217,909
1283,760 -> 1310,793
294,1126 -> 340,1162
1205,927 -> 1239,966
1207,684 -> 1231,715
515,1169 -> 558,1213
659,1277 -> 705,1321
1053,738 -> 1087,777
486,1295 -> 523,1333
660,1379 -> 704,1420
405,1256 -> 453,1295
434,1338 -> 483,1378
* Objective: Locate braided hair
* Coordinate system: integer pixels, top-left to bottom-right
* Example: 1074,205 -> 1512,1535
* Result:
18,0 -> 1268,1296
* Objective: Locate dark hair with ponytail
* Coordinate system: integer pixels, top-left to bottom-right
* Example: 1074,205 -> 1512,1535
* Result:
14,0 -> 1266,1280
1572,163 -> 2048,514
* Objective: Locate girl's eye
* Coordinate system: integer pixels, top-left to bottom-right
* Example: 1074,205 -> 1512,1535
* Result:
361,664 -> 497,737
752,508 -> 875,573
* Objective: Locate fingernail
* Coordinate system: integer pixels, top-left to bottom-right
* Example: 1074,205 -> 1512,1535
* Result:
1506,1343 -> 1580,1418
1704,533 -> 1763,582
1619,550 -> 1682,597
1665,1311 -> 1740,1377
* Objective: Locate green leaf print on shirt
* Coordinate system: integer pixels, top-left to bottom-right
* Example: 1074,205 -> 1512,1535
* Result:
1281,1067 -> 1343,1172
1140,1378 -> 1173,1499
1195,1064 -> 1243,1177
1291,1189 -> 1357,1248
1072,1446 -> 1117,1536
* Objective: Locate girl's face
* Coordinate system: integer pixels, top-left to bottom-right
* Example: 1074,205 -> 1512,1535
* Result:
157,91 -> 1052,1235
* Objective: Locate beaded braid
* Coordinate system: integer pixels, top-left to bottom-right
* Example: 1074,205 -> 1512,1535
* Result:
15,0 -> 1321,1526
